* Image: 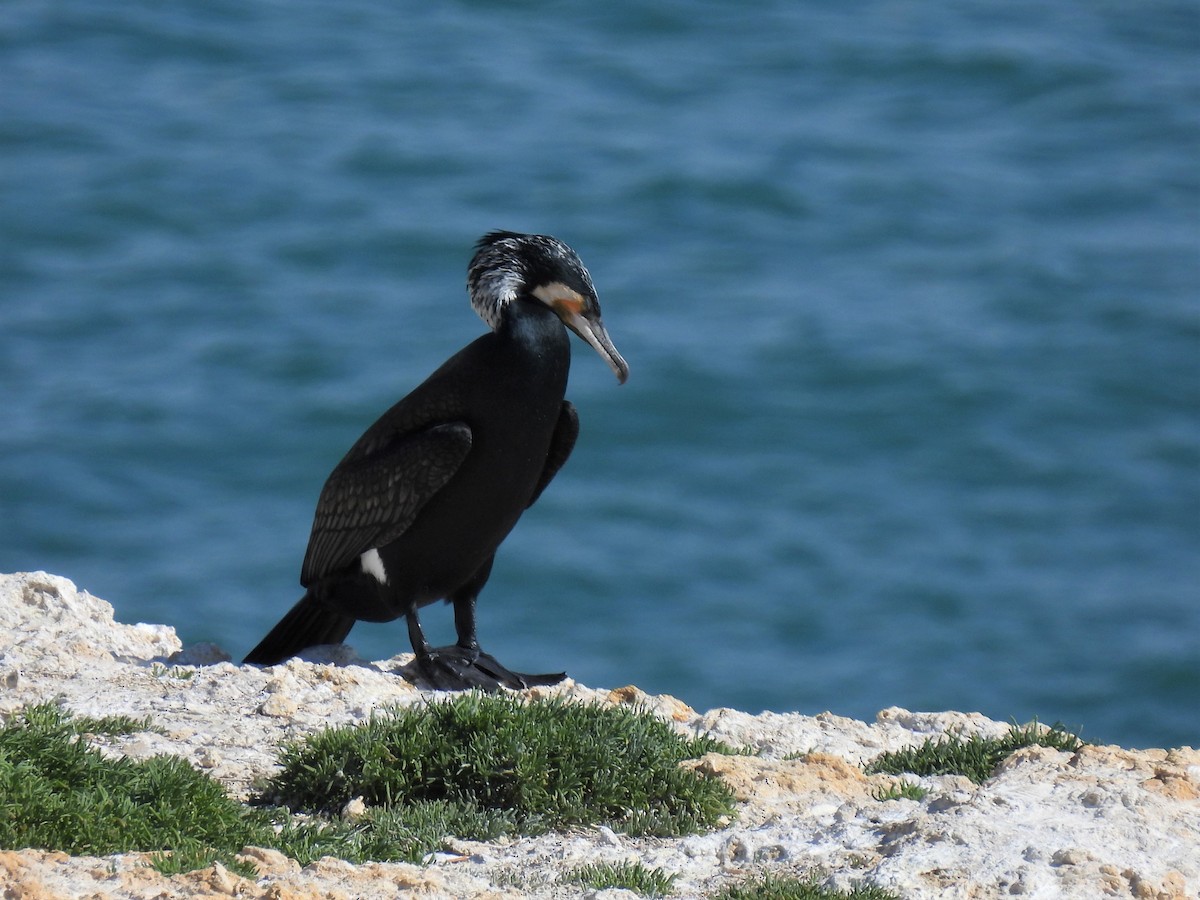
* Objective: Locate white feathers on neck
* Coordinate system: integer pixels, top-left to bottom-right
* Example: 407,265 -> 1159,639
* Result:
468,259 -> 523,330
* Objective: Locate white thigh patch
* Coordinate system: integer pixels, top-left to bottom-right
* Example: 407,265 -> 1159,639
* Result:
360,548 -> 388,584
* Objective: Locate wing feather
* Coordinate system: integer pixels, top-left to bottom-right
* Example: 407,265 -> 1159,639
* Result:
300,422 -> 472,585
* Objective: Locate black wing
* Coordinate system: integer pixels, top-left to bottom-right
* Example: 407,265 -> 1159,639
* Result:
527,401 -> 579,508
300,422 -> 472,585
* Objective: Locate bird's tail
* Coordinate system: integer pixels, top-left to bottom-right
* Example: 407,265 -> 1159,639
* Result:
243,592 -> 356,665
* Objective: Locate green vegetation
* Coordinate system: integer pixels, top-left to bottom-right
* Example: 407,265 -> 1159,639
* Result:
0,704 -> 260,876
565,860 -> 678,896
870,779 -> 928,802
713,873 -> 899,900
2,694 -> 737,875
0,699 -> 1089,892
70,711 -> 162,736
150,663 -> 196,680
262,692 -> 736,838
865,720 -> 1084,784
265,799 -> 517,866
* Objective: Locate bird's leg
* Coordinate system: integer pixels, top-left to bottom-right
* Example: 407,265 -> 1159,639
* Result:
452,592 -> 481,654
405,605 -> 485,688
402,594 -> 498,691
404,607 -> 438,669
400,557 -> 565,692
450,554 -> 493,655
447,574 -> 566,690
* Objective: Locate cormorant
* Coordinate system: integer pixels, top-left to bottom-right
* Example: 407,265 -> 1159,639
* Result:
243,231 -> 628,690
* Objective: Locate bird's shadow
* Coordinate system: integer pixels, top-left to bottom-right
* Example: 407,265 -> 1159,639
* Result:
149,641 -> 435,687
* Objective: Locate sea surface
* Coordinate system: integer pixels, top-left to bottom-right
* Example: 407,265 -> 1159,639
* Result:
3,2 -> 1197,749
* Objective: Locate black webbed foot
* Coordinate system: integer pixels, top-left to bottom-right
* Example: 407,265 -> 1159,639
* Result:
409,645 -> 565,691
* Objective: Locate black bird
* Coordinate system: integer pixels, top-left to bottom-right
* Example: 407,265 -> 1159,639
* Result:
244,231 -> 628,690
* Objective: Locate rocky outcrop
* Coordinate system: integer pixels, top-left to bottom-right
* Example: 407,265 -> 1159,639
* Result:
1,571 -> 1196,899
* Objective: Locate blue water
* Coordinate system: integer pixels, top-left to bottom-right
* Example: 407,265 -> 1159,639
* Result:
3,2 -> 1197,749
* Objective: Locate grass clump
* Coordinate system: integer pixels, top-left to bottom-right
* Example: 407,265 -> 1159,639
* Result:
714,873 -> 899,900
865,719 -> 1084,784
870,779 -> 928,802
269,800 -> 521,865
69,711 -> 161,736
0,703 -> 521,871
565,860 -> 677,896
150,663 -> 196,680
0,703 -> 260,876
262,692 -> 735,842
2,694 -> 737,874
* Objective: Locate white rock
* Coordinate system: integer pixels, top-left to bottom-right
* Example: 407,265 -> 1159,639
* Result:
0,570 -> 1196,900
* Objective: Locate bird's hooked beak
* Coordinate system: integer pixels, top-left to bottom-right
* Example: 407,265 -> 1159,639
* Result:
534,283 -> 629,384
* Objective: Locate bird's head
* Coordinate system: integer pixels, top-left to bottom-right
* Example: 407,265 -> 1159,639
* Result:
467,231 -> 629,384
